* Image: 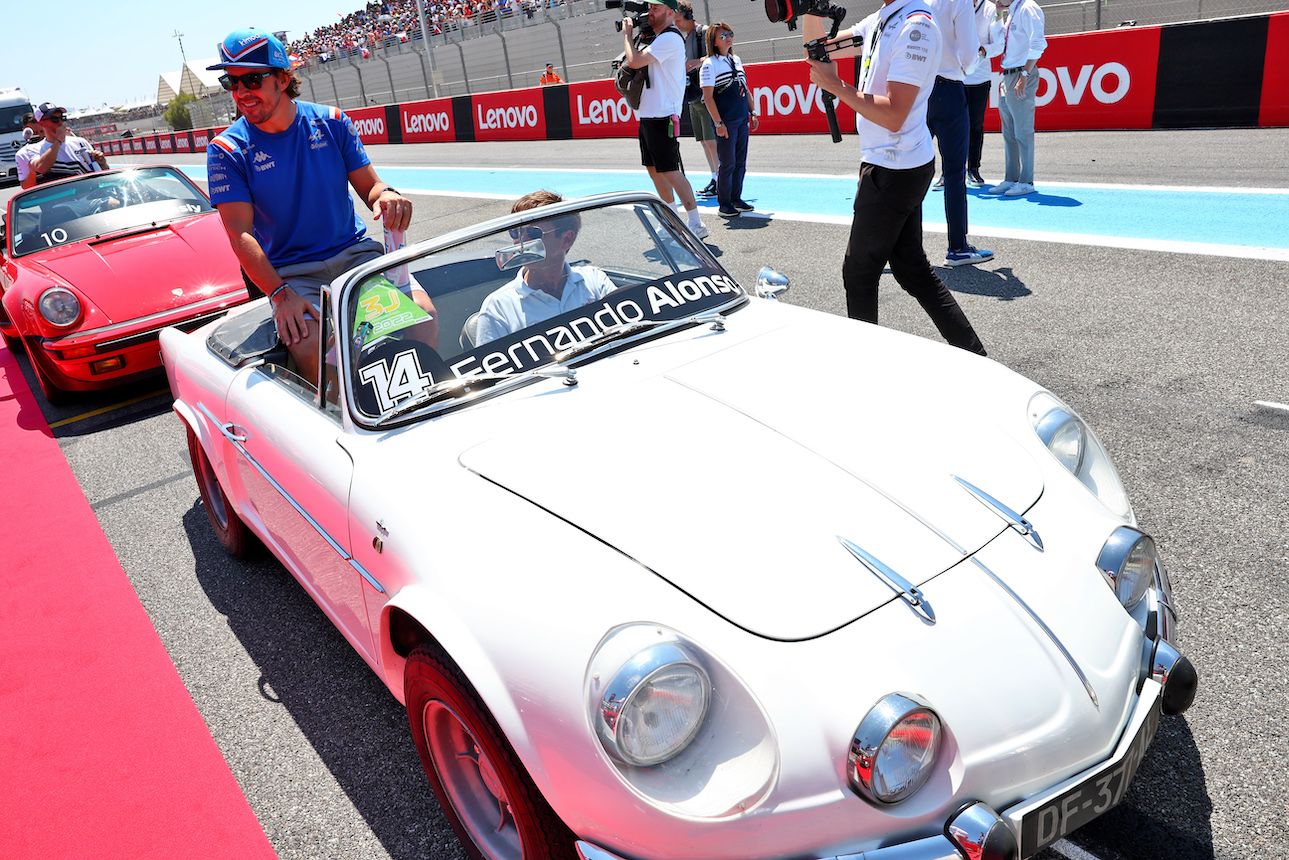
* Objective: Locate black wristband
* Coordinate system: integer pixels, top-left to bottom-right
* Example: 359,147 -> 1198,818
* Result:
381,186 -> 399,196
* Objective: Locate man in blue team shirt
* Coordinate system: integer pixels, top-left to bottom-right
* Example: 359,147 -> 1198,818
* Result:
206,28 -> 436,385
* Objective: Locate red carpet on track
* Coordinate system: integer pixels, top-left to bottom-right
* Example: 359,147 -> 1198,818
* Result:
0,346 -> 277,860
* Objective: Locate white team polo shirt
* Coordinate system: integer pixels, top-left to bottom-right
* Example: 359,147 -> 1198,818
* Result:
852,0 -> 941,169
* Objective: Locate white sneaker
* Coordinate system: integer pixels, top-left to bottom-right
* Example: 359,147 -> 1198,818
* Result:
1004,182 -> 1036,197
689,221 -> 709,240
985,180 -> 1016,195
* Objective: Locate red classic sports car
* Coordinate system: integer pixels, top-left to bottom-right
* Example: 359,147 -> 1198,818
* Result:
0,165 -> 248,403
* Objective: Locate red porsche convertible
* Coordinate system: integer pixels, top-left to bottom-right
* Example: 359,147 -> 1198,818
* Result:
0,165 -> 248,403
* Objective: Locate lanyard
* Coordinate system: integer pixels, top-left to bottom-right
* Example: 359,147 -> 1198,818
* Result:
1003,0 -> 1024,58
859,0 -> 916,90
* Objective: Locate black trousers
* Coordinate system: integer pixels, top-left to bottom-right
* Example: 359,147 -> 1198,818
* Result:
842,159 -> 986,355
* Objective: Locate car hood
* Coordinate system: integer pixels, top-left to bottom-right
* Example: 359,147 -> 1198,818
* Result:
459,322 -> 1046,640
29,215 -> 241,323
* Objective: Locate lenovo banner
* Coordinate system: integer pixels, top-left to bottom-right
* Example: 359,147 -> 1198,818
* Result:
400,97 -> 457,143
471,90 -> 547,142
569,80 -> 638,140
746,59 -> 858,136
982,25 -> 1161,131
348,106 -> 391,144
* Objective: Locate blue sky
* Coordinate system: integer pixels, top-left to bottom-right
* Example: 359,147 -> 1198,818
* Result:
1,1 -> 393,110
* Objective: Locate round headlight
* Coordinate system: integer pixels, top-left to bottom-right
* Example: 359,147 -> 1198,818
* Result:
1097,527 -> 1156,610
849,693 -> 943,804
597,644 -> 710,766
1030,392 -> 1132,520
38,287 -> 82,328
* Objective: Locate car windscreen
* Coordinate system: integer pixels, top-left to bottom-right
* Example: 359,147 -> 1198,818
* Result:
342,198 -> 746,424
7,167 -> 212,258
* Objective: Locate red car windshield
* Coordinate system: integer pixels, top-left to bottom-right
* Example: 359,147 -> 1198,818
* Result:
8,167 -> 213,258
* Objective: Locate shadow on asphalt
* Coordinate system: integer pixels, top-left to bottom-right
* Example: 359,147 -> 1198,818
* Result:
180,503 -> 469,860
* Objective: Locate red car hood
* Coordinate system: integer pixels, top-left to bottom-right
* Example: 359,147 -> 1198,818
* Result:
32,215 -> 242,324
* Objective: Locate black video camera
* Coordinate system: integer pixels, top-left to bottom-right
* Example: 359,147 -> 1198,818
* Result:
751,0 -> 849,142
759,0 -> 845,30
608,0 -> 656,39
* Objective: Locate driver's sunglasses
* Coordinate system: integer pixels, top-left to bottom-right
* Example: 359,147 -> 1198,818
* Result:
48,115 -> 67,124
508,225 -> 554,241
219,70 -> 277,91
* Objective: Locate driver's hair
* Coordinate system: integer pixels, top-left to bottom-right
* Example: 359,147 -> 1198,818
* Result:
511,189 -> 580,239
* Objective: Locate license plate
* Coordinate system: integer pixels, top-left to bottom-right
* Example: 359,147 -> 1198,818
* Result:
1019,696 -> 1162,856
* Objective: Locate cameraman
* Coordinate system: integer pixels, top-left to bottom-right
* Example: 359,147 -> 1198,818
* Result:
623,0 -> 708,240
804,6 -> 986,354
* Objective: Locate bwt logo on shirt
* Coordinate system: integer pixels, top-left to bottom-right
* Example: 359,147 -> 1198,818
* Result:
476,104 -> 539,130
406,111 -> 451,134
252,150 -> 276,171
576,95 -> 635,125
353,116 -> 386,136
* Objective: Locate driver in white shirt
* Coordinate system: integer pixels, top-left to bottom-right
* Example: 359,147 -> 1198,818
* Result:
475,191 -> 619,346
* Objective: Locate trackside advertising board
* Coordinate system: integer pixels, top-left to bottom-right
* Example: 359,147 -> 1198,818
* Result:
400,97 -> 457,143
93,13 -> 1285,156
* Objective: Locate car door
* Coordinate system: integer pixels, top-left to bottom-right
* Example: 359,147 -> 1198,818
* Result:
218,308 -> 380,667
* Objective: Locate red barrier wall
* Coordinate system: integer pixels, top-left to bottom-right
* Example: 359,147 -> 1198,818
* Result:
97,13 -> 1285,159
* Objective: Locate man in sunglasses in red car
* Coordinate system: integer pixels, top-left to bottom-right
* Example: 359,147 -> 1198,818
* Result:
19,103 -> 109,188
206,27 -> 436,387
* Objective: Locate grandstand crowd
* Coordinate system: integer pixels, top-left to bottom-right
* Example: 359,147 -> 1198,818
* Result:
285,0 -> 567,63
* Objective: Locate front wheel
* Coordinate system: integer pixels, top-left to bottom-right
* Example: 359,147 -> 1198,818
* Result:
186,425 -> 256,557
405,646 -> 576,860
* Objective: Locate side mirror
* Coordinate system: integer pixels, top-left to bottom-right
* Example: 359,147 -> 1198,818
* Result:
754,265 -> 789,300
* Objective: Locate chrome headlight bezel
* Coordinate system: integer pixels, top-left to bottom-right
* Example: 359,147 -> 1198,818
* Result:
38,286 -> 82,328
848,693 -> 944,805
1029,392 -> 1132,520
594,640 -> 711,767
1097,526 -> 1156,611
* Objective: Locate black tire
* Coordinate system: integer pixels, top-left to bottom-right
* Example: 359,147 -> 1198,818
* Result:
405,646 -> 577,860
31,356 -> 69,406
186,425 -> 256,557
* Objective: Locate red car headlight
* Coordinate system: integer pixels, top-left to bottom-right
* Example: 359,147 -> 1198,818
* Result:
39,287 -> 82,328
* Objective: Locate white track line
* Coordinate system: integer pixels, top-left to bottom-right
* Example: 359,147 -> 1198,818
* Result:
1254,400 -> 1289,412
1052,838 -> 1107,860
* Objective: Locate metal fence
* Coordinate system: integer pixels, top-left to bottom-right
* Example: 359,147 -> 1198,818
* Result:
175,0 -> 1286,121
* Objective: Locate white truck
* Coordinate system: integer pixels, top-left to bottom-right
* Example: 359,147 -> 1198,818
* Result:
1,87 -> 35,183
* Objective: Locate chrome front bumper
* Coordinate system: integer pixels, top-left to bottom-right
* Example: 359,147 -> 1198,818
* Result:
577,800 -> 1016,860
577,676 -> 1191,860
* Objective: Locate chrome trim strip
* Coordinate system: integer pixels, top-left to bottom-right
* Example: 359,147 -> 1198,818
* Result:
952,476 -> 1043,552
837,537 -> 935,624
196,402 -> 386,594
45,294 -> 245,344
971,557 -> 1098,707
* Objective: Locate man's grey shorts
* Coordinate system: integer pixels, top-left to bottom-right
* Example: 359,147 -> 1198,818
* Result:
688,101 -> 715,142
278,238 -> 384,309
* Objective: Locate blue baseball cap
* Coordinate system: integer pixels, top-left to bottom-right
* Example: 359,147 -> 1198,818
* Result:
207,28 -> 290,71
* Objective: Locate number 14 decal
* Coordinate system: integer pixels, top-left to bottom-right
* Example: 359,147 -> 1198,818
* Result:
359,348 -> 433,413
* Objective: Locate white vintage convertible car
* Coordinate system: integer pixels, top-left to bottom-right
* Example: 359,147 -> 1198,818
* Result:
161,192 -> 1196,860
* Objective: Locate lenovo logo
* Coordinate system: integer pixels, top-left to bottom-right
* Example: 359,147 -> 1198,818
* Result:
406,111 -> 451,134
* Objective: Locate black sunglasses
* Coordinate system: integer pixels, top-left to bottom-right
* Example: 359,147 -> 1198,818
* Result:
47,115 -> 67,124
219,70 -> 277,91
508,225 -> 556,241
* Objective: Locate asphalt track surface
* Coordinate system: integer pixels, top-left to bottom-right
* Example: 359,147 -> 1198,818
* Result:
4,127 -> 1288,860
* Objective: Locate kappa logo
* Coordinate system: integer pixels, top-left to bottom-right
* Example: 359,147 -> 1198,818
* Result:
253,150 -> 272,164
